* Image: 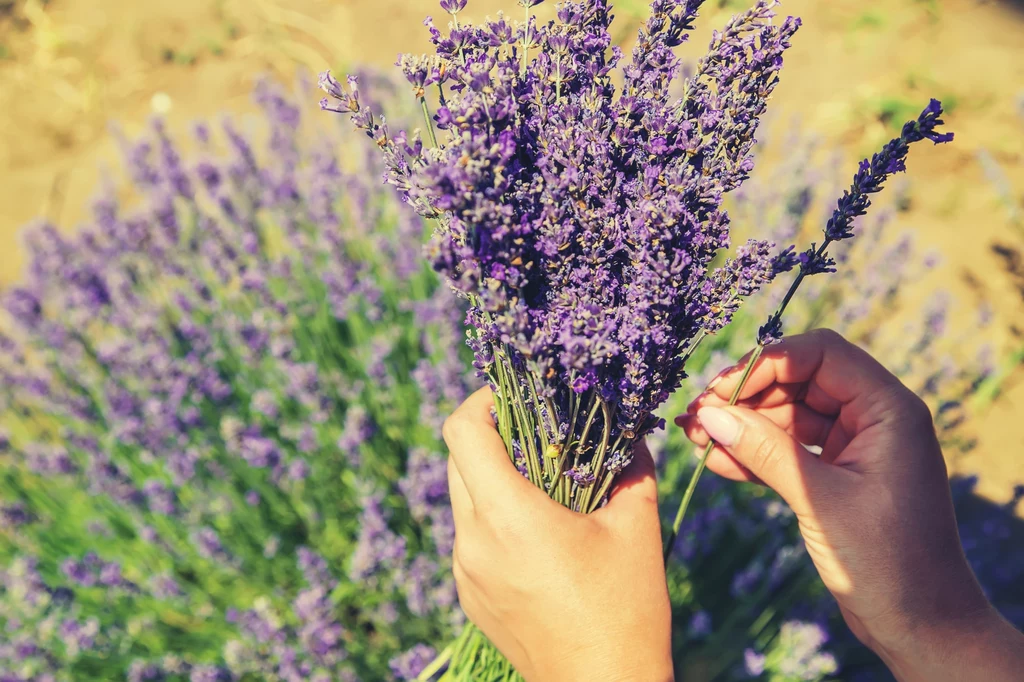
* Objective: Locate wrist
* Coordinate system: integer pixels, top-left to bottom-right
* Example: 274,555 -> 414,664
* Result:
873,605 -> 1021,682
554,645 -> 674,682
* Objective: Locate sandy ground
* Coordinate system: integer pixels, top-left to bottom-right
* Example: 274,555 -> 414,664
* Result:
1,0 -> 1022,501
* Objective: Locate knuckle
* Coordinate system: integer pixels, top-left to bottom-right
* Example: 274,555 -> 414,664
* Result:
441,412 -> 465,447
750,434 -> 783,475
904,392 -> 935,426
809,327 -> 844,347
454,538 -> 488,580
878,383 -> 934,429
452,551 -> 467,586
451,562 -> 478,617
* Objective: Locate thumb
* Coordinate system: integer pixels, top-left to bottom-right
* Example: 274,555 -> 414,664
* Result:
442,387 -> 536,512
696,405 -> 834,516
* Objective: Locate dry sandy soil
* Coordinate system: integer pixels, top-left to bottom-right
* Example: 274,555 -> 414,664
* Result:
1,0 -> 1022,500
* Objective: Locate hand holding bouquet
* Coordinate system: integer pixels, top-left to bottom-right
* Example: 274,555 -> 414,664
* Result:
320,0 -> 952,678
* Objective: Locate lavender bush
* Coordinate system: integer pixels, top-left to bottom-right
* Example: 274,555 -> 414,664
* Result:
0,79 -> 474,681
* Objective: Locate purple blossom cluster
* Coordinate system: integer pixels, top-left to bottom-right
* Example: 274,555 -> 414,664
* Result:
714,117 -> 979,415
322,0 -> 805,505
223,549 -> 348,679
0,557 -> 103,680
389,643 -> 438,681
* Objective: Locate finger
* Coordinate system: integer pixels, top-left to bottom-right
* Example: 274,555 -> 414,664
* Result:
699,329 -> 902,407
442,387 -> 534,508
678,402 -> 836,449
694,405 -> 850,514
704,446 -> 763,484
687,382 -> 844,421
690,380 -> 845,418
676,414 -> 764,483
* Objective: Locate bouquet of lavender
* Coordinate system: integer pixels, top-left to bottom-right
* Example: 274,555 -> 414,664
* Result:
323,0 -> 800,513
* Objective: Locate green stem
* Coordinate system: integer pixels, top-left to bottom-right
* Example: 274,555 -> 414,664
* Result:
526,375 -> 554,481
574,396 -> 601,467
586,473 -> 616,513
420,97 -> 440,149
547,450 -> 571,503
663,240 -> 832,562
490,355 -> 514,453
663,343 -> 764,560
553,388 -> 583,503
578,400 -> 613,512
521,4 -> 531,77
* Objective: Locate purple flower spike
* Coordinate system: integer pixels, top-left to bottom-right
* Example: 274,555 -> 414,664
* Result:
757,316 -> 783,346
440,0 -> 467,14
755,98 -> 954,347
825,100 -> 953,242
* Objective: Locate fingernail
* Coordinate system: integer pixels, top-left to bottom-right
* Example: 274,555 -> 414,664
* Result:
697,407 -> 740,447
707,374 -> 724,390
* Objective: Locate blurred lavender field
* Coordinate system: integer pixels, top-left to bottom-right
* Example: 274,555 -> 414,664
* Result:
1,78 -> 474,680
0,1 -> 1022,680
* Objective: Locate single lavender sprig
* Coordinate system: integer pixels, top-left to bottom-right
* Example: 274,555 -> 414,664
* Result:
663,99 -> 954,561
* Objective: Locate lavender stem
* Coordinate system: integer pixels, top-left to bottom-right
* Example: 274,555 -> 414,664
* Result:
663,240 -> 831,562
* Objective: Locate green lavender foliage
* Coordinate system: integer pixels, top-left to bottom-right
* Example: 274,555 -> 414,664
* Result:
0,77 -> 473,681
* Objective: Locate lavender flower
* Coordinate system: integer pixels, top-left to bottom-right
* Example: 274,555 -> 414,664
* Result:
747,621 -> 838,680
439,0 -> 467,13
744,648 -> 767,676
0,76 -> 471,681
824,100 -> 952,243
688,610 -> 712,638
349,492 -> 408,583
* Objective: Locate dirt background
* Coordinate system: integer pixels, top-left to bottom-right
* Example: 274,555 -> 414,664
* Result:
1,0 -> 1022,501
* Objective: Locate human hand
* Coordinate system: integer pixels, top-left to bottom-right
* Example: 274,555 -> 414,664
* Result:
443,388 -> 674,682
677,329 -> 1023,681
